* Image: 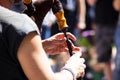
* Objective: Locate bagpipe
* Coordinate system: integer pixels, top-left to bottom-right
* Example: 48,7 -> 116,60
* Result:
23,0 -> 83,80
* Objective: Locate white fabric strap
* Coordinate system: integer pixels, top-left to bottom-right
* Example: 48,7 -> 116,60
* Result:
61,67 -> 76,80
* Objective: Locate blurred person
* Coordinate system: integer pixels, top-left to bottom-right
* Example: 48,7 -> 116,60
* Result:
94,0 -> 119,80
77,0 -> 96,52
113,0 -> 120,80
0,0 -> 86,80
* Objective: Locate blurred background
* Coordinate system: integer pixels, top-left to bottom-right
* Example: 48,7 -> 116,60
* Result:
12,0 -> 120,80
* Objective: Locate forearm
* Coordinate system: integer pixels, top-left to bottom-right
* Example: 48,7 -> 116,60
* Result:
77,0 -> 86,22
54,70 -> 73,80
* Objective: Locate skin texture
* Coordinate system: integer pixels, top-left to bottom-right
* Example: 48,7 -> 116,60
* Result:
17,32 -> 85,80
42,32 -> 81,55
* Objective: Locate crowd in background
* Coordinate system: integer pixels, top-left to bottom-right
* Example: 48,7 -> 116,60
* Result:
12,0 -> 120,80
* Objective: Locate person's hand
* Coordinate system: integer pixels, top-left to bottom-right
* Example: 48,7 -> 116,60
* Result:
42,32 -> 80,55
62,51 -> 86,78
77,21 -> 86,30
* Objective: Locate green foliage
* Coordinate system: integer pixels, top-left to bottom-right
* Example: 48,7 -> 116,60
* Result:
77,37 -> 91,50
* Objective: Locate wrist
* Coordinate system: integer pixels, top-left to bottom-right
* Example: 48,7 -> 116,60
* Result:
60,70 -> 73,80
78,18 -> 85,23
61,67 -> 76,80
